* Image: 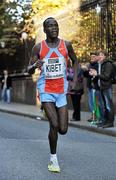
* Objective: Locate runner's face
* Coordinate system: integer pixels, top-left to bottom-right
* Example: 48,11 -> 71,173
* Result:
44,19 -> 59,39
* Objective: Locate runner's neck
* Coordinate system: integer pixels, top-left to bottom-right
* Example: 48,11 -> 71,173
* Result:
45,38 -> 60,48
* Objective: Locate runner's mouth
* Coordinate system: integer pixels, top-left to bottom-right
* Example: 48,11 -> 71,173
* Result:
52,31 -> 58,33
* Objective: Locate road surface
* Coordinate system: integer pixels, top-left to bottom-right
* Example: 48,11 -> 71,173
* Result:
0,112 -> 116,180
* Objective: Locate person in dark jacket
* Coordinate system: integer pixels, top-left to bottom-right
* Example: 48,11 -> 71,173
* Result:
1,70 -> 12,103
90,50 -> 114,128
82,52 -> 104,123
67,62 -> 84,121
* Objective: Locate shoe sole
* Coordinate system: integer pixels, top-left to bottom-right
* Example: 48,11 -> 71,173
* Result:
48,164 -> 60,173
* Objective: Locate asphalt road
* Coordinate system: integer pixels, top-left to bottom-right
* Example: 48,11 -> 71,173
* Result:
0,112 -> 116,180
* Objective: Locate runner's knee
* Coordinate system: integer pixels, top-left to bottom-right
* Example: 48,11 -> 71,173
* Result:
59,127 -> 67,135
50,121 -> 59,131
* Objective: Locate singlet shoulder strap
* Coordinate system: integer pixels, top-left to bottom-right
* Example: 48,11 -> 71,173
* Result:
40,40 -> 49,60
59,39 -> 68,54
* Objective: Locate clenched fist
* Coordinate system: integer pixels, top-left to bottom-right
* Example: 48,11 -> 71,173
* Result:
27,59 -> 45,74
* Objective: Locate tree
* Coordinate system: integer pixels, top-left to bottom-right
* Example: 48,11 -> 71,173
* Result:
0,0 -> 32,56
22,0 -> 70,40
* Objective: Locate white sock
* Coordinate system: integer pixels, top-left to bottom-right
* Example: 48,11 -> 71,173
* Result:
50,154 -> 57,160
50,154 -> 59,167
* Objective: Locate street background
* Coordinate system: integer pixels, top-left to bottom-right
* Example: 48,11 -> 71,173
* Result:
0,102 -> 116,137
0,1 -> 116,179
0,111 -> 116,180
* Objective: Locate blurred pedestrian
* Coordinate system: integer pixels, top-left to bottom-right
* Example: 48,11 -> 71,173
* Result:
90,50 -> 114,128
1,70 -> 12,103
28,17 -> 78,172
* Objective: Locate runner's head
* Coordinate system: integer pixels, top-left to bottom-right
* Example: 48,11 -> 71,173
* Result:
43,17 -> 59,39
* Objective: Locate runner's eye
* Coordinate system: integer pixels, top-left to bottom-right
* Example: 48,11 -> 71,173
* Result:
48,24 -> 58,28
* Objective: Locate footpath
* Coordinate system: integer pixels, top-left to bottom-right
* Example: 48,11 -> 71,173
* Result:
0,101 -> 116,137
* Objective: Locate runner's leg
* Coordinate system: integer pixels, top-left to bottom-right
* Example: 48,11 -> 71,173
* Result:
42,102 -> 58,154
57,105 -> 68,135
42,102 -> 61,172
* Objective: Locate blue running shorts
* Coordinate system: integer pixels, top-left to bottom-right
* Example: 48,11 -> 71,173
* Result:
40,93 -> 67,107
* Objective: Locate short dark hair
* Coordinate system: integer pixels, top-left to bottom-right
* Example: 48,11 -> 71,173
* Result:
98,50 -> 108,57
43,17 -> 57,28
90,51 -> 99,56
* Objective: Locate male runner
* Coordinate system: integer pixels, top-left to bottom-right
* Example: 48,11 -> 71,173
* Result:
28,17 -> 78,173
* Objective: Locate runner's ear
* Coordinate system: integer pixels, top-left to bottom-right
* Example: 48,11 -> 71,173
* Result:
43,27 -> 46,33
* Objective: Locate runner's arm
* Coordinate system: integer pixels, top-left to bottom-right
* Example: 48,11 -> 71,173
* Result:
65,41 -> 78,65
65,41 -> 81,90
27,43 -> 42,74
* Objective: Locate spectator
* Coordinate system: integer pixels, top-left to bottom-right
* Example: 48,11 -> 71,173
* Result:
1,70 -> 12,103
82,51 -> 104,124
90,50 -> 114,128
67,62 -> 84,121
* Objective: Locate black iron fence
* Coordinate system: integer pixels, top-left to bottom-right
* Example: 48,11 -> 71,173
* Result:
80,0 -> 116,59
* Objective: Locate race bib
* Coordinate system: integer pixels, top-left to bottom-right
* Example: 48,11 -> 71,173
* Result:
43,57 -> 65,79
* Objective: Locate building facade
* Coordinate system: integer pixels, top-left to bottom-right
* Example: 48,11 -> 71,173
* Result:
79,0 -> 116,59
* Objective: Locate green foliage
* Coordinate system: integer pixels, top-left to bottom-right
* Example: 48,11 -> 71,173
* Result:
0,1 -> 31,56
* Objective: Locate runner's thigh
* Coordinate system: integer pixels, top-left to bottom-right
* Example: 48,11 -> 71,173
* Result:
57,105 -> 68,132
42,102 -> 58,128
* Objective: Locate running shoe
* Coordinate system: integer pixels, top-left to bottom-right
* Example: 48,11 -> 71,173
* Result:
48,161 -> 60,173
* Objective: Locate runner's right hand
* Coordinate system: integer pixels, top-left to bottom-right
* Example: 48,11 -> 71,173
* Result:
34,59 -> 45,69
27,59 -> 45,74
